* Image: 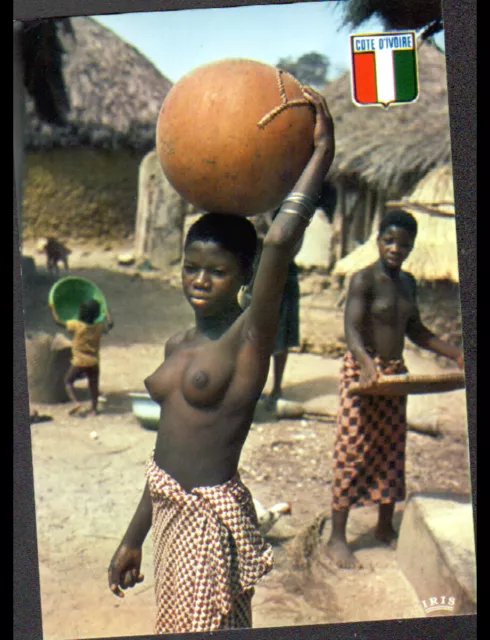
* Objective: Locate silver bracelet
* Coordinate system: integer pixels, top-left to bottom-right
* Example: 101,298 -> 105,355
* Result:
287,192 -> 318,207
281,209 -> 311,223
282,198 -> 316,221
280,205 -> 315,223
285,192 -> 317,213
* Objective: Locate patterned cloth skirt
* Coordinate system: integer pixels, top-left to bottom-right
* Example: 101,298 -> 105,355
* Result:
146,454 -> 273,634
332,350 -> 408,510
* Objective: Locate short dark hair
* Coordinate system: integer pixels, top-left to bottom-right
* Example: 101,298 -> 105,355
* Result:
184,213 -> 258,281
79,298 -> 101,324
379,210 -> 418,238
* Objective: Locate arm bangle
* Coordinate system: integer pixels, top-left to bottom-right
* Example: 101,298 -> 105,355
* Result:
287,192 -> 318,207
284,192 -> 317,217
279,191 -> 319,224
281,207 -> 312,222
280,204 -> 316,223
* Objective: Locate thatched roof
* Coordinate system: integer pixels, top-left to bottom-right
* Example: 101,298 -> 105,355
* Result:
332,164 -> 460,282
322,41 -> 451,198
24,17 -> 173,152
391,163 -> 454,215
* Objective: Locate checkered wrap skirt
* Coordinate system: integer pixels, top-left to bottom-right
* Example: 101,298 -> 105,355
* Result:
332,350 -> 408,510
146,455 -> 274,634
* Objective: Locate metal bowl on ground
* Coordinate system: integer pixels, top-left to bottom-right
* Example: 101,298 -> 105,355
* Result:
128,392 -> 160,430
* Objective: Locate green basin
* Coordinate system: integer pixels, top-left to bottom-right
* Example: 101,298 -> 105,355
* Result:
48,276 -> 107,324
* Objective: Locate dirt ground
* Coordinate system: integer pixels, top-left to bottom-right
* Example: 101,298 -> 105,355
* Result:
21,240 -> 473,639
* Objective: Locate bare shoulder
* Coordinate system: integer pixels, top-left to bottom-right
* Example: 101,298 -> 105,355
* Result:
401,269 -> 417,285
401,270 -> 418,297
164,328 -> 193,359
349,265 -> 375,295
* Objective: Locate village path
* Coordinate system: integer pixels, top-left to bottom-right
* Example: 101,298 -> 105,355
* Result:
21,241 -> 472,639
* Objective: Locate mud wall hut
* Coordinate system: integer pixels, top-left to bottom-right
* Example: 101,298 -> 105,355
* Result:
333,164 -> 463,363
22,16 -> 173,243
134,150 -> 200,268
320,40 -> 452,269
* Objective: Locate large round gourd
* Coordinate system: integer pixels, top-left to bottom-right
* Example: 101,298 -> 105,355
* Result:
156,58 -> 317,216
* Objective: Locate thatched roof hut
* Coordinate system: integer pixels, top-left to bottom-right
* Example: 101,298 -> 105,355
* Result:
387,163 -> 455,216
24,16 -> 172,153
319,40 -> 452,269
332,164 -> 459,282
22,17 -> 174,242
322,41 -> 450,198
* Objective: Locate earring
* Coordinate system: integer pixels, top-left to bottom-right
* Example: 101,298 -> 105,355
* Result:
238,285 -> 251,310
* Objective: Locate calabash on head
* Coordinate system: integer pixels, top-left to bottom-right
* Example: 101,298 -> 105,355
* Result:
156,58 -> 317,216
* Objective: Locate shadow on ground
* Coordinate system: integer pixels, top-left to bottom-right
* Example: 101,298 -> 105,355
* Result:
349,510 -> 404,552
284,375 -> 340,402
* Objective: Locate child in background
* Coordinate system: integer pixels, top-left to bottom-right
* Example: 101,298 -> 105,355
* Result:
326,210 -> 464,569
50,298 -> 114,415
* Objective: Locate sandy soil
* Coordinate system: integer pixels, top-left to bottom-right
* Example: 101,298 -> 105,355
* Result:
21,241 -> 473,639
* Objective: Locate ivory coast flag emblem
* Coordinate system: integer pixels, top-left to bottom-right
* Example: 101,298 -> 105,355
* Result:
350,32 -> 419,107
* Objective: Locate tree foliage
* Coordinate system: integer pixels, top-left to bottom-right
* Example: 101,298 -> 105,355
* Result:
341,0 -> 443,40
277,52 -> 330,88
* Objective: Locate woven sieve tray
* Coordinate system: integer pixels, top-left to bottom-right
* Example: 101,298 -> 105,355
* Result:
348,371 -> 465,397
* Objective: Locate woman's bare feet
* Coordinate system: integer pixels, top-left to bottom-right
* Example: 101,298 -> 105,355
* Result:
376,503 -> 397,548
375,525 -> 398,549
325,538 -> 362,569
266,389 -> 281,411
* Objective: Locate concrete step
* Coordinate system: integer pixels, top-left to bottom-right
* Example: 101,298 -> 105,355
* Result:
397,492 -> 476,616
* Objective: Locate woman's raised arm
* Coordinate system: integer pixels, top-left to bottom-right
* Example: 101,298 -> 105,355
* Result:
243,88 -> 335,353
